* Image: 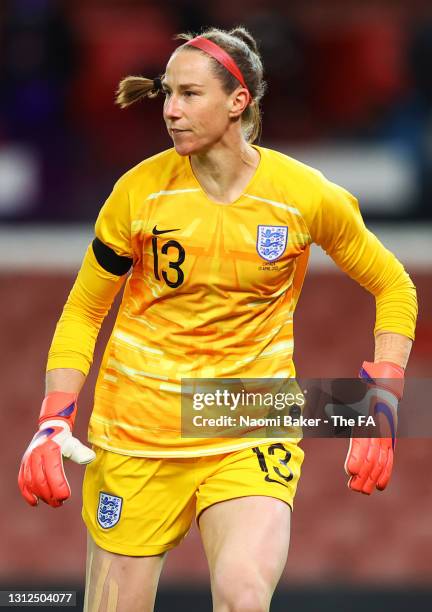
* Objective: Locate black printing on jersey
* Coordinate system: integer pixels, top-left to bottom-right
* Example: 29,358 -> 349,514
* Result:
92,238 -> 133,276
151,226 -> 185,289
152,225 -> 180,235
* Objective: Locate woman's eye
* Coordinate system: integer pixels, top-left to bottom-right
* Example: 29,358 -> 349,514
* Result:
184,91 -> 195,97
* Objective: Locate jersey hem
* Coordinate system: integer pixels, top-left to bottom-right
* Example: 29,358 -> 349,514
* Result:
88,436 -> 302,458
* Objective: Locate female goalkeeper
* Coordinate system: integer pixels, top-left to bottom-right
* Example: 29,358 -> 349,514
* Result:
19,26 -> 417,612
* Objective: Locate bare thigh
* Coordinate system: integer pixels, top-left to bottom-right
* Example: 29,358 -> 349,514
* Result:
199,496 -> 291,612
83,531 -> 166,612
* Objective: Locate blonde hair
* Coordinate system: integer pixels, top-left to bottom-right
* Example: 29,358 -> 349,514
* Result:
115,76 -> 160,108
115,26 -> 266,143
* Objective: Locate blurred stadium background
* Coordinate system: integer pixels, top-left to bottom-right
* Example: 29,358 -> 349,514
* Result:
0,0 -> 431,610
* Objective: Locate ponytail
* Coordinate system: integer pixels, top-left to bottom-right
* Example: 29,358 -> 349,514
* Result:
115,76 -> 162,108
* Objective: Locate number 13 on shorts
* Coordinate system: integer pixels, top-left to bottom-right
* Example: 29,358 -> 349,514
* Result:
252,443 -> 298,487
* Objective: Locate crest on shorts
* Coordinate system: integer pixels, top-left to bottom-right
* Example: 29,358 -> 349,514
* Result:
97,492 -> 123,529
256,225 -> 288,262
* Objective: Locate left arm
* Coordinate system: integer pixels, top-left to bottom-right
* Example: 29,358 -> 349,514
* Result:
374,331 -> 412,369
304,175 -> 418,494
304,175 -> 418,345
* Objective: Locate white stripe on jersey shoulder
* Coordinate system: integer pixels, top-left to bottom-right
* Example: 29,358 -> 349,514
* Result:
146,188 -> 200,200
244,193 -> 301,216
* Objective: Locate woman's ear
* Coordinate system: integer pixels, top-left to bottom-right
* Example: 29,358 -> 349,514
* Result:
228,88 -> 250,119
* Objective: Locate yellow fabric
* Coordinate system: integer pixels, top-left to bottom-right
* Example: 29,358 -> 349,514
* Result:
300,174 -> 417,338
47,146 -> 417,457
47,245 -> 125,375
82,441 -> 304,556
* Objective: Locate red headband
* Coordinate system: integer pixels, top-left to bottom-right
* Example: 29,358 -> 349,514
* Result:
184,36 -> 251,102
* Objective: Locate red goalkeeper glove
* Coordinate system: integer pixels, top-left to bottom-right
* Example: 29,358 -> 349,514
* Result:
345,361 -> 404,495
18,392 -> 96,508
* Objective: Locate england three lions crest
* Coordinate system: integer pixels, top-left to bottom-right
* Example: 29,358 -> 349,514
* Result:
256,225 -> 288,262
97,492 -> 123,529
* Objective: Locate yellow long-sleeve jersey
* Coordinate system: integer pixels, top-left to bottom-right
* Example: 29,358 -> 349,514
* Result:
47,146 -> 417,457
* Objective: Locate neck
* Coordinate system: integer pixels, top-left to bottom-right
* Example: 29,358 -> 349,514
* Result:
190,133 -> 260,203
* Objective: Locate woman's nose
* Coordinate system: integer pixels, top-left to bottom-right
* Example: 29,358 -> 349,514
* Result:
164,94 -> 182,118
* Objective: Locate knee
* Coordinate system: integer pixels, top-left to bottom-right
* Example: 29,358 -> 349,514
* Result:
213,576 -> 271,612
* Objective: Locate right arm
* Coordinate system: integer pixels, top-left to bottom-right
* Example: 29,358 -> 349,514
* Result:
45,240 -> 130,393
19,179 -> 133,507
46,368 -> 85,395
46,173 -> 133,392
46,240 -> 130,388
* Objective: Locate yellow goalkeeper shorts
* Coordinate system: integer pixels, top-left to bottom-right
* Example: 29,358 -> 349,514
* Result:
82,441 -> 304,556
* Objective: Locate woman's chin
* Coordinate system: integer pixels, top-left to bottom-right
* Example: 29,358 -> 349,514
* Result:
173,142 -> 198,156
172,135 -> 207,157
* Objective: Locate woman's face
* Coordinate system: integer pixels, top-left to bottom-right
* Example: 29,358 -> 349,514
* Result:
162,49 -> 244,156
